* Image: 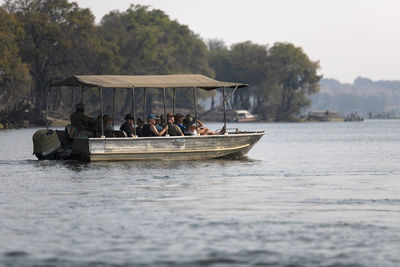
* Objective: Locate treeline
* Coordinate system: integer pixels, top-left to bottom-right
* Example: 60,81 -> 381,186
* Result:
0,0 -> 321,124
311,77 -> 400,116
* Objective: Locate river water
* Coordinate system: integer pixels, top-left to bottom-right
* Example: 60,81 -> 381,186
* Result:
0,120 -> 399,266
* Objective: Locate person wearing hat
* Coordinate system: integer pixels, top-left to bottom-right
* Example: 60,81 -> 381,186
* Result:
142,114 -> 168,137
70,102 -> 94,137
120,114 -> 136,137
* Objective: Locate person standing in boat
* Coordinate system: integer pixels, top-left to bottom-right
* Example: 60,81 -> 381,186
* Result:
120,114 -> 136,137
142,114 -> 168,137
70,103 -> 94,137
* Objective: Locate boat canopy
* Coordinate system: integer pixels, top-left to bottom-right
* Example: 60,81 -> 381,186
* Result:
49,74 -> 248,90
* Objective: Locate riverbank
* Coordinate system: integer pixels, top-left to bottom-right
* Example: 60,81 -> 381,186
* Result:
0,102 -> 46,129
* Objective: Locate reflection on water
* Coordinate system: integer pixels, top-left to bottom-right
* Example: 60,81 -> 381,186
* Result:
0,120 -> 400,266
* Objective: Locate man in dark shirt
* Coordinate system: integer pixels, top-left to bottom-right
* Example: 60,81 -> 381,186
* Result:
120,114 -> 135,137
136,119 -> 144,137
142,114 -> 168,137
70,103 -> 94,137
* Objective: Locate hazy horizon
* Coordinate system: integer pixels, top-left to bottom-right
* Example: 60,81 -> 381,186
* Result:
2,0 -> 400,84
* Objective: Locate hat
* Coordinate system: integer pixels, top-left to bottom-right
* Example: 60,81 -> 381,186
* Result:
147,114 -> 156,120
75,102 -> 84,110
174,113 -> 184,121
124,114 -> 134,120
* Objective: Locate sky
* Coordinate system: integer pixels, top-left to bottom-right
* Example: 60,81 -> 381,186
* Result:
3,0 -> 400,83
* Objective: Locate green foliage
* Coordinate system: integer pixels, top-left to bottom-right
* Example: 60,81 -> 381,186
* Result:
98,5 -> 214,112
99,5 -> 213,75
269,43 -> 321,121
208,40 -> 321,121
4,0 -> 99,112
1,1 -> 321,122
0,7 -> 31,111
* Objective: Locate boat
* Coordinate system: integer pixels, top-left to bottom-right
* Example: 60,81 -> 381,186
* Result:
32,74 -> 265,161
233,110 -> 258,122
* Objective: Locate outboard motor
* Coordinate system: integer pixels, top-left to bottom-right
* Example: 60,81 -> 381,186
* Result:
32,129 -> 61,160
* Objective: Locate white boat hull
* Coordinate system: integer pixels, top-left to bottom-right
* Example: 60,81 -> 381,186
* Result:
72,131 -> 264,161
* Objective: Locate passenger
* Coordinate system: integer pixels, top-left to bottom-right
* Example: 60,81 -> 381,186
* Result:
136,118 -> 144,137
167,113 -> 184,136
142,114 -> 168,137
155,116 -> 163,132
97,114 -> 113,133
194,119 -> 212,135
160,115 -> 166,127
174,113 -> 185,133
70,102 -> 94,137
184,114 -> 223,135
103,115 -> 114,131
184,114 -> 198,136
197,118 -> 225,135
120,114 -> 136,137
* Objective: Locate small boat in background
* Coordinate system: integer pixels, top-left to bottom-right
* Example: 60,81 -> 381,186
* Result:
233,110 -> 258,122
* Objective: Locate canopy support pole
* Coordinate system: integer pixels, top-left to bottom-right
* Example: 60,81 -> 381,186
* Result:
99,86 -> 105,138
193,87 -> 198,134
131,86 -> 136,134
81,86 -> 84,103
172,88 -> 176,115
223,86 -> 227,133
112,88 -> 116,127
143,88 -> 147,121
46,88 -> 50,130
163,87 -> 168,136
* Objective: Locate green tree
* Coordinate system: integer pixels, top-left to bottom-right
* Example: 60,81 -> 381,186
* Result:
228,42 -> 269,111
4,0 -> 99,114
0,7 -> 31,111
100,5 -> 212,76
208,41 -> 270,113
208,41 -> 321,121
99,5 -> 214,113
268,42 -> 321,121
